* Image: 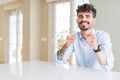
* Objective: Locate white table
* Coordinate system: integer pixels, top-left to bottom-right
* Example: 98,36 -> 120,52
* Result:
0,60 -> 120,80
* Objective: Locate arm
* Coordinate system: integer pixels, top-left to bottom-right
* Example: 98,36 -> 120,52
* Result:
85,32 -> 107,65
93,45 -> 107,65
99,33 -> 114,71
57,35 -> 76,60
85,31 -> 114,70
57,44 -> 67,60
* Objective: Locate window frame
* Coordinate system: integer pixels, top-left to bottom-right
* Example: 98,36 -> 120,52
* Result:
6,8 -> 23,63
48,0 -> 89,62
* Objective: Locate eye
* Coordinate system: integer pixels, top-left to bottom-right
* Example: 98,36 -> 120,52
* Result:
78,15 -> 83,18
86,15 -> 91,18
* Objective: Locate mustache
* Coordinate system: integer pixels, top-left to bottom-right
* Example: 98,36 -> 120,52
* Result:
80,27 -> 90,31
78,21 -> 90,31
79,21 -> 90,25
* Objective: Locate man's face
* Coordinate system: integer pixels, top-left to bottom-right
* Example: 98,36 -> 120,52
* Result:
77,11 -> 96,32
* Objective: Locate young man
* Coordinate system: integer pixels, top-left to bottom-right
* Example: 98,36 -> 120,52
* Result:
55,3 -> 114,71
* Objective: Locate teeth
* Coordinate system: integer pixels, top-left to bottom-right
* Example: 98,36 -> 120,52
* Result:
82,22 -> 87,25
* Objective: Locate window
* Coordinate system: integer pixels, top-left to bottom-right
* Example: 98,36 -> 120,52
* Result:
54,2 -> 70,52
53,0 -> 89,64
7,9 -> 23,63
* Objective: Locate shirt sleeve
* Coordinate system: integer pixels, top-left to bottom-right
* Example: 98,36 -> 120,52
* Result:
98,32 -> 114,71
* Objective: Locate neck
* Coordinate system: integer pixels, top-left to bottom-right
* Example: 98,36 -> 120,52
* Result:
81,28 -> 93,39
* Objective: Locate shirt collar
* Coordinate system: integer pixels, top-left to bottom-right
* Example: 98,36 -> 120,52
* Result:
78,29 -> 96,40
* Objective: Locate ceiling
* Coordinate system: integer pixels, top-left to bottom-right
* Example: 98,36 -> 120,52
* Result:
0,0 -> 17,4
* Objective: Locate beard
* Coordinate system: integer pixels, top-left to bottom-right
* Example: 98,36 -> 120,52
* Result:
80,26 -> 91,31
78,21 -> 91,31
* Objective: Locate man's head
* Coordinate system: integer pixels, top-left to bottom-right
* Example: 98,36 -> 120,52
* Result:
76,3 -> 97,32
76,3 -> 96,18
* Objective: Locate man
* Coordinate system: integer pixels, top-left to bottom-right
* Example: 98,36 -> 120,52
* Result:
55,3 -> 114,71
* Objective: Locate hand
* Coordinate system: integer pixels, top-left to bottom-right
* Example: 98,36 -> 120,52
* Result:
84,32 -> 98,49
63,35 -> 76,49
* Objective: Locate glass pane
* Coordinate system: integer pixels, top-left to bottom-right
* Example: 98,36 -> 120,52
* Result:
56,32 -> 69,50
18,11 -> 23,33
8,10 -> 23,63
9,44 -> 16,63
56,18 -> 70,33
17,45 -> 22,63
9,14 -> 17,34
53,0 -> 89,64
55,2 -> 70,52
9,25 -> 16,33
9,34 -> 17,44
18,34 -> 23,44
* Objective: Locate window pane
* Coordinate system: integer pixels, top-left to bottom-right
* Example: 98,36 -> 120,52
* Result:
56,18 -> 70,33
8,10 -> 23,63
9,34 -> 17,44
56,32 -> 69,50
53,0 -> 89,64
55,2 -> 70,52
18,34 -> 23,44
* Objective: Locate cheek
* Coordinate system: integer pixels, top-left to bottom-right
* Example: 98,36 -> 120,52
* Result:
93,21 -> 96,24
89,19 -> 95,24
77,19 -> 79,24
77,19 -> 81,24
91,21 -> 95,25
93,19 -> 96,24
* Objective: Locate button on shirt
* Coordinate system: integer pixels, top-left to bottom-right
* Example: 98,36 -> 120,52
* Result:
55,29 -> 114,71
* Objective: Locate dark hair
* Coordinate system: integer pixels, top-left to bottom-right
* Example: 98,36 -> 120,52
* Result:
76,3 -> 96,18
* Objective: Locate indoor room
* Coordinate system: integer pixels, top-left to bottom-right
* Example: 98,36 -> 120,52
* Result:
0,0 -> 120,80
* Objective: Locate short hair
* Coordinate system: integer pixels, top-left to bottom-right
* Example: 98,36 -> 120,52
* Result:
76,3 -> 96,18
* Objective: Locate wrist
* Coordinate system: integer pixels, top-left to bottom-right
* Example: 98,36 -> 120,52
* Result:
61,46 -> 67,53
63,43 -> 69,49
93,44 -> 101,53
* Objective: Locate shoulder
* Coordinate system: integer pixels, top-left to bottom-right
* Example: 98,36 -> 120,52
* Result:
95,30 -> 111,43
95,30 -> 110,37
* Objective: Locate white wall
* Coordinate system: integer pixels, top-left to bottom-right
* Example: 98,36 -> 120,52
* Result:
22,0 -> 43,61
30,0 -> 41,60
90,0 -> 120,72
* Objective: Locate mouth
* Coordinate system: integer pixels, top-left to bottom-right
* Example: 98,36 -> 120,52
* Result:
79,21 -> 89,24
80,26 -> 90,31
79,21 -> 90,31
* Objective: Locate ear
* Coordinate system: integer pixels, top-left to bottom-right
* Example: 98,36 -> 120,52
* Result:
93,18 -> 96,24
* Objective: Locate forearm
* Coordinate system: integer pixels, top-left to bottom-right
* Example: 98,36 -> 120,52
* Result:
92,44 -> 107,65
96,51 -> 107,65
57,35 -> 76,60
57,46 -> 66,60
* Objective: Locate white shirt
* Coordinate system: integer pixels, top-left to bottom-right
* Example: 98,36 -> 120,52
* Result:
54,29 -> 114,71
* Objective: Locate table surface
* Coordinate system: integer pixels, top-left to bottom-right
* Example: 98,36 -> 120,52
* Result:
0,60 -> 120,80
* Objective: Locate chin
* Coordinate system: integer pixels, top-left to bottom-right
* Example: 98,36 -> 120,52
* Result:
81,29 -> 92,34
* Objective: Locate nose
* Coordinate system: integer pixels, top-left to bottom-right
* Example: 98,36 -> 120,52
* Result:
82,16 -> 87,21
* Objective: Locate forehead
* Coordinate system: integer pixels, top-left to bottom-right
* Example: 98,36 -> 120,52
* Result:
77,11 -> 93,16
